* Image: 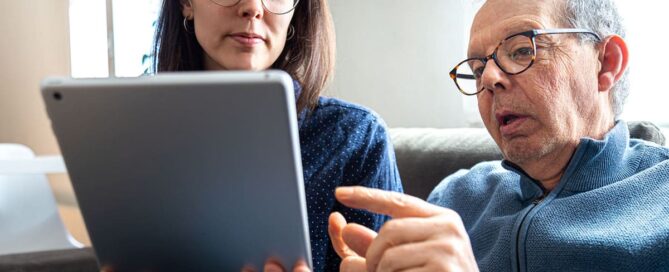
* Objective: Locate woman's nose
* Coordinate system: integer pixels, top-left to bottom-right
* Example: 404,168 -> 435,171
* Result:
237,0 -> 264,19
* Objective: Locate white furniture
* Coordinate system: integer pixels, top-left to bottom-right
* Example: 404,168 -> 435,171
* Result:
0,143 -> 82,255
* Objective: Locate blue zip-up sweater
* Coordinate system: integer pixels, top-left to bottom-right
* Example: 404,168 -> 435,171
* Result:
428,121 -> 669,272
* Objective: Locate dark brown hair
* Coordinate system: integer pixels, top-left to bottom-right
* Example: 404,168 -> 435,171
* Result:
152,0 -> 336,113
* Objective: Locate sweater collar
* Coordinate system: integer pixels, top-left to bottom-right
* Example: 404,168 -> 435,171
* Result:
502,121 -> 632,199
292,79 -> 309,127
292,79 -> 302,101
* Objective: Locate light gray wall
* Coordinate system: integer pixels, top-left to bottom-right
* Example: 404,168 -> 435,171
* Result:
328,0 -> 479,128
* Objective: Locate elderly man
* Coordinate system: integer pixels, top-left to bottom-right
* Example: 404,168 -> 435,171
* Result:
318,0 -> 669,271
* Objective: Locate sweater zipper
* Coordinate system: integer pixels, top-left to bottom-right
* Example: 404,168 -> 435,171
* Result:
515,194 -> 546,272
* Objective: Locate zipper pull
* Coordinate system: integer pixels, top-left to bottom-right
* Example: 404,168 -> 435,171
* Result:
532,194 -> 547,205
532,194 -> 546,205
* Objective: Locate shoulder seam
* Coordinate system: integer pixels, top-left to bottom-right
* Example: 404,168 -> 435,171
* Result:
317,97 -> 380,119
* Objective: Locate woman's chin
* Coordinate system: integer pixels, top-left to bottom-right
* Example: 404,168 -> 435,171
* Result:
225,62 -> 267,71
206,55 -> 268,71
223,54 -> 271,71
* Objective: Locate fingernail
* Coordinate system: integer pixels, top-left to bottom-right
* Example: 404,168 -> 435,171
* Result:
295,267 -> 310,272
265,263 -> 282,272
294,260 -> 310,272
336,187 -> 354,199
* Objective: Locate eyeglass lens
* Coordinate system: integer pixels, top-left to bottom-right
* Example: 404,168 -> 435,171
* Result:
454,34 -> 536,95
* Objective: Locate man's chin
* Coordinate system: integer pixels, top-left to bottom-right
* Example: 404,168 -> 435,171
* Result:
503,152 -> 534,166
502,141 -> 543,165
502,137 -> 558,167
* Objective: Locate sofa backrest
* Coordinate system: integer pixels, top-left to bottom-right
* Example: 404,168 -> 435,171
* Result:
390,121 -> 666,200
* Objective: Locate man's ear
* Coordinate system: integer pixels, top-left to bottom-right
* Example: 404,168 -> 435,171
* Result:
181,0 -> 194,19
597,35 -> 629,93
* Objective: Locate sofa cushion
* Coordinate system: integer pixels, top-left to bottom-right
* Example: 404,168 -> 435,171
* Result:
390,121 -> 666,200
390,128 -> 501,200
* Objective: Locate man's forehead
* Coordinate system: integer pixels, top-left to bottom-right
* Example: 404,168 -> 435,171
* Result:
467,0 -> 563,56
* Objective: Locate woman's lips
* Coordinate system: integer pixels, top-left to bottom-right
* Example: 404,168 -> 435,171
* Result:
229,34 -> 264,47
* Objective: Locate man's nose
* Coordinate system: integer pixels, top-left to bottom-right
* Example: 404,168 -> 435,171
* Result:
237,0 -> 264,19
480,61 -> 510,94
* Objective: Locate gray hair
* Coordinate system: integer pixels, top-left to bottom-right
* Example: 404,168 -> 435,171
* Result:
562,0 -> 629,118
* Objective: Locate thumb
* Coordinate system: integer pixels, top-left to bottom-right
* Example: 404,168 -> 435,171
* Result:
340,256 -> 367,272
328,212 -> 359,258
342,223 -> 377,257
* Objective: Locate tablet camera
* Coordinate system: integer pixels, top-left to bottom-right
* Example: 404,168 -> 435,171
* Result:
53,92 -> 63,101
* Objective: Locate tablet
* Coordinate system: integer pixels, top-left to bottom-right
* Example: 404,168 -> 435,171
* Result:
41,71 -> 312,271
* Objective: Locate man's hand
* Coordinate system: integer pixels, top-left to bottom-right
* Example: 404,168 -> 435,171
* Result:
328,211 -> 375,271
328,186 -> 479,272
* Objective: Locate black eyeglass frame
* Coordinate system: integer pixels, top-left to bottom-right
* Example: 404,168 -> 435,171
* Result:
449,28 -> 603,96
208,0 -> 300,15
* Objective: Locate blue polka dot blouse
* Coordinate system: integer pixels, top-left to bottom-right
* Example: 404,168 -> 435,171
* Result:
295,83 -> 403,271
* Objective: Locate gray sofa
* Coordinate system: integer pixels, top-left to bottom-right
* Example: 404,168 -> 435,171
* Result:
0,121 -> 664,271
392,121 -> 666,200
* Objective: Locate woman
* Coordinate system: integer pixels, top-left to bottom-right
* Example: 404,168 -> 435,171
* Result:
153,0 -> 403,270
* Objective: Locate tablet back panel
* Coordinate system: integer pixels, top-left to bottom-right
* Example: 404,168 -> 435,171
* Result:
42,71 -> 311,271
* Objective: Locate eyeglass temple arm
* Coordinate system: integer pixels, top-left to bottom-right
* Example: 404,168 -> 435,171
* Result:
535,28 -> 602,41
456,74 -> 476,80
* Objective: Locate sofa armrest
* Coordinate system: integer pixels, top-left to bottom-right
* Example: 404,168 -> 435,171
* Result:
628,121 -> 666,146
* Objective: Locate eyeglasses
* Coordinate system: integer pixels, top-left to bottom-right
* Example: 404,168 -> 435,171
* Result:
450,28 -> 602,96
208,0 -> 299,15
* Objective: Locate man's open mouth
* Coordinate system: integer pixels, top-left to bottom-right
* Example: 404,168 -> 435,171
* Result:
501,114 -> 521,126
